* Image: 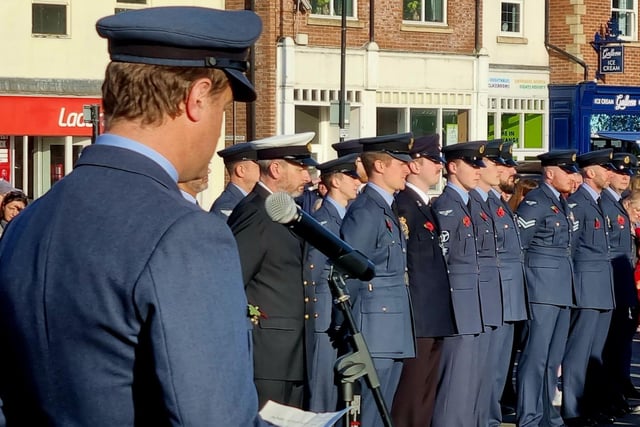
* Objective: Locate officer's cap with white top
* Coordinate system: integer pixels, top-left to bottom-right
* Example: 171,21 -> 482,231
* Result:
253,132 -> 318,167
96,6 -> 262,102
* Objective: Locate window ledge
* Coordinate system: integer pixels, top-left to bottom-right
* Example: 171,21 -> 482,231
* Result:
307,16 -> 364,28
401,23 -> 452,33
497,35 -> 528,44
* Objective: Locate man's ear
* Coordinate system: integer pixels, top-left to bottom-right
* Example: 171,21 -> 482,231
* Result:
184,78 -> 213,122
408,160 -> 420,175
268,160 -> 282,179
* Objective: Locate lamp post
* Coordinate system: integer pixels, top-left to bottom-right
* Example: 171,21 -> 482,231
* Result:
338,0 -> 348,142
83,104 -> 101,144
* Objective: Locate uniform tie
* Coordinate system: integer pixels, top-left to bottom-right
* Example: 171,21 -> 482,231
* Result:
391,200 -> 400,220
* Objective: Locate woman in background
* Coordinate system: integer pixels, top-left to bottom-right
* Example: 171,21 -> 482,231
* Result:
0,190 -> 28,239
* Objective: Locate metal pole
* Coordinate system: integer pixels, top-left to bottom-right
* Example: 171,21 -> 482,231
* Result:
339,0 -> 347,142
91,105 -> 100,144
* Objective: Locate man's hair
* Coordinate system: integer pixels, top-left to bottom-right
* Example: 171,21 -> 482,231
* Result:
361,152 -> 391,176
101,62 -> 229,128
257,159 -> 276,176
320,171 -> 339,189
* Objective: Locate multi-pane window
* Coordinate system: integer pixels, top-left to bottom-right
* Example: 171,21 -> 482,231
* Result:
403,0 -> 446,23
32,2 -> 67,36
612,0 -> 636,39
500,1 -> 523,35
311,0 -> 355,17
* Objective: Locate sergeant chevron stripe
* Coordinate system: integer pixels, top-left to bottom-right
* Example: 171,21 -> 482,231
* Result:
517,217 -> 536,229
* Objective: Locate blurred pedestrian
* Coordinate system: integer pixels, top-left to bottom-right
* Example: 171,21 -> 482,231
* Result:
210,142 -> 259,219
0,190 -> 27,239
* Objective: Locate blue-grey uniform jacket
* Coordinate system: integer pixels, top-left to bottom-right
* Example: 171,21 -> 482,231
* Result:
210,182 -> 245,220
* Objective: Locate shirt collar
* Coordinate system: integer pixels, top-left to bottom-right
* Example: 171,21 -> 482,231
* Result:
366,182 -> 395,207
605,186 -> 621,201
95,134 -> 178,182
180,189 -> 197,204
446,182 -> 469,205
231,182 -> 248,196
474,187 -> 489,202
580,182 -> 600,202
325,196 -> 346,219
405,182 -> 430,205
543,182 -> 561,200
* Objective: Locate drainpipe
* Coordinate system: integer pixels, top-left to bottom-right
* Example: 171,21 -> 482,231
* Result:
545,0 -> 589,81
369,0 -> 374,42
475,0 -> 480,53
247,0 -> 256,141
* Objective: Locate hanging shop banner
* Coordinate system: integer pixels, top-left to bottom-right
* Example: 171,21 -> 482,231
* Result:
599,45 -> 624,74
0,96 -> 102,136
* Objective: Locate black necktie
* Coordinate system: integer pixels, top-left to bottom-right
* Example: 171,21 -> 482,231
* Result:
391,200 -> 400,219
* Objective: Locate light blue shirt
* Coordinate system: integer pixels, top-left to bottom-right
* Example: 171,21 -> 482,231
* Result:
605,186 -> 621,201
95,134 -> 178,183
544,182 -> 562,201
580,182 -> 600,202
325,196 -> 346,219
366,182 -> 395,207
446,182 -> 469,205
475,187 -> 489,202
231,182 -> 248,197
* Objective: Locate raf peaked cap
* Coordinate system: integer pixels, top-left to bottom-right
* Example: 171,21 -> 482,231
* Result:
499,142 -> 519,167
410,134 -> 445,163
442,141 -> 487,168
96,7 -> 262,102
484,139 -> 507,165
217,142 -> 257,164
331,139 -> 364,157
253,132 -> 318,166
611,152 -> 638,175
576,148 -> 615,169
537,150 -> 579,173
317,153 -> 360,179
360,132 -> 414,162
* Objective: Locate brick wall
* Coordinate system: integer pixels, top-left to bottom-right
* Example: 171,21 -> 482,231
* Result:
549,0 -> 640,86
224,0 -> 479,143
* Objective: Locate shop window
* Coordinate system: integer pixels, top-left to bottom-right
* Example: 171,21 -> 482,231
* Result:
311,0 -> 355,18
612,0 -> 637,40
403,0 -> 446,24
410,109 -> 438,138
32,2 -> 68,36
523,114 -> 543,149
377,108 -> 407,136
497,113 -> 543,149
500,1 -> 523,36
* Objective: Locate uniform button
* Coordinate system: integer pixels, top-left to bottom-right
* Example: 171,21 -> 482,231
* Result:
304,297 -> 310,303
402,248 -> 406,253
311,281 -> 316,285
314,313 -> 319,318
450,288 -> 454,291
304,314 -> 310,320
309,264 -> 314,269
313,297 -> 318,302
556,222 -> 560,226
303,280 -> 308,286
382,306 -> 387,312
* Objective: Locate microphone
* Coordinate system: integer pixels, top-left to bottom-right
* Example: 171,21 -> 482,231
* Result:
265,192 -> 375,281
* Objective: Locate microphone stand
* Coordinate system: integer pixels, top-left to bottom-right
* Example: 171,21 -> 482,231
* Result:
328,267 -> 393,427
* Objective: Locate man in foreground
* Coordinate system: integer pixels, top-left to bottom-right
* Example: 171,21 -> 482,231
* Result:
0,7 -> 266,426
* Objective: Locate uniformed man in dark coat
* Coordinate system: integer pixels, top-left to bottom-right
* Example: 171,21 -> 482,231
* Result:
332,139 -> 368,184
469,140 -> 506,426
227,132 -> 317,409
391,134 -> 457,427
431,141 -> 486,427
562,150 -> 616,426
486,141 -> 529,427
516,150 -> 578,427
340,133 -> 416,427
601,153 -> 640,414
210,142 -> 259,219
0,7 -> 267,426
305,154 -> 361,412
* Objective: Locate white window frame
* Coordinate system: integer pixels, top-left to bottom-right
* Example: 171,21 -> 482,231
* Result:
402,0 -> 447,25
310,0 -> 357,19
32,1 -> 69,38
500,0 -> 523,37
612,0 -> 637,41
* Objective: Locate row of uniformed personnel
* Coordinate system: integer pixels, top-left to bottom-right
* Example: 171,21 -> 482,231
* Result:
208,131 -> 638,427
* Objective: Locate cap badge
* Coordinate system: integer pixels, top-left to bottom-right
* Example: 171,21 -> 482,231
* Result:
509,145 -> 513,154
624,156 -> 630,164
306,143 -> 312,152
498,144 -> 503,151
571,153 -> 577,161
479,145 -> 485,154
408,138 -> 414,151
609,152 -> 613,159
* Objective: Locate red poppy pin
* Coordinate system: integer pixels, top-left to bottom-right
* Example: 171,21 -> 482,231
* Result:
496,206 -> 506,217
618,214 -> 625,225
463,216 -> 471,227
385,218 -> 393,232
480,211 -> 488,221
594,218 -> 601,229
551,205 -> 559,214
424,221 -> 435,232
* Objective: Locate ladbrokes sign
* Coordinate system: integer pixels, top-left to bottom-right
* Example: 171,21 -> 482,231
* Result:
0,96 -> 101,136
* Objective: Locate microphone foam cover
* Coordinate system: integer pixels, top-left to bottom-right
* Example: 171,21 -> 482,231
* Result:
265,192 -> 299,224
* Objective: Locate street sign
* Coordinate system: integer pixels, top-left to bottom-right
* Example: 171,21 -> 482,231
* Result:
599,45 -> 624,74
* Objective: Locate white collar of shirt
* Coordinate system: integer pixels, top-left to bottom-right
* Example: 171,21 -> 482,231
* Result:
405,182 -> 430,205
257,181 -> 274,194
